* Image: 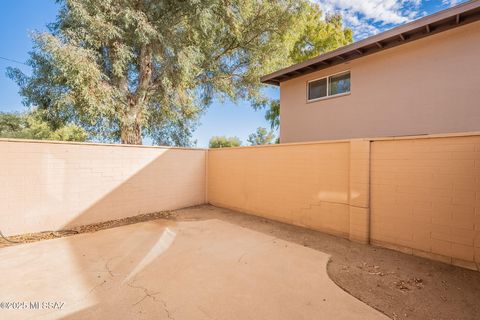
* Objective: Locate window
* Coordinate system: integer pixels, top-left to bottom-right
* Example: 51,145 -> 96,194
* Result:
329,72 -> 351,96
307,71 -> 350,102
308,78 -> 327,100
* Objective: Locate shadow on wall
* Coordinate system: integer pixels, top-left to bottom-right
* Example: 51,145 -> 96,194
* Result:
0,140 -> 207,319
60,148 -> 206,229
0,140 -> 206,235
54,145 -> 205,319
0,141 -> 206,319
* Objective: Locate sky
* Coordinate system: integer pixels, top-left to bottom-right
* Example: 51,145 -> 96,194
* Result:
0,0 -> 467,147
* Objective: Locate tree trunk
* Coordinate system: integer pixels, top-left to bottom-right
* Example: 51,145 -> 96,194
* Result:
120,120 -> 142,144
118,44 -> 152,145
120,103 -> 142,145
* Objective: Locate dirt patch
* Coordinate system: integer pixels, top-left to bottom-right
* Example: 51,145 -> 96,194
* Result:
171,206 -> 480,320
1,205 -> 479,320
0,210 -> 173,248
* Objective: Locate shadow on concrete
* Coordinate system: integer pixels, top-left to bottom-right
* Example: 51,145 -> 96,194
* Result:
43,148 -> 204,319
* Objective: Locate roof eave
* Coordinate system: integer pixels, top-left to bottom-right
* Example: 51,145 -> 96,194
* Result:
261,0 -> 480,86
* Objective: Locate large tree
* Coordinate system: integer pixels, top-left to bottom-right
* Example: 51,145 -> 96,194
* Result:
9,0 -> 351,146
6,0 -> 316,145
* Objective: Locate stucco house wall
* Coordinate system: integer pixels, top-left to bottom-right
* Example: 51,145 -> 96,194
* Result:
279,20 -> 480,143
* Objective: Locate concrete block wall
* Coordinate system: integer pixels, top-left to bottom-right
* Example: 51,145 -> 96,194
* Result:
208,133 -> 480,271
0,139 -> 207,236
207,141 -> 362,239
1,133 -> 479,270
370,134 -> 480,270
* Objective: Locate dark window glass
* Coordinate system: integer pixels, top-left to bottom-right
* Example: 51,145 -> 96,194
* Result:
329,72 -> 351,96
308,78 -> 327,101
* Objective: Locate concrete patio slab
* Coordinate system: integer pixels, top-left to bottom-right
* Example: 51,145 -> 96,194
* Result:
0,217 -> 388,320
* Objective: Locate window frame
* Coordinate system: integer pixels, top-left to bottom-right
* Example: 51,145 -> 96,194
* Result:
306,70 -> 351,103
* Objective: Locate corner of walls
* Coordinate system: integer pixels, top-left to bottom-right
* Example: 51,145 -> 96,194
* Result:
348,140 -> 371,244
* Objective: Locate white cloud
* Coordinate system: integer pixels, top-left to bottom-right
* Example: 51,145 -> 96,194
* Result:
442,0 -> 460,7
315,0 -> 424,40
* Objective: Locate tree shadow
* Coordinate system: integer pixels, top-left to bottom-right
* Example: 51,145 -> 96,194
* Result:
35,147 -> 206,319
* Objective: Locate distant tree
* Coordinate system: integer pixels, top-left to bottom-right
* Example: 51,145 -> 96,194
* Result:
247,127 -> 275,146
263,6 -> 353,132
265,100 -> 280,130
209,136 -> 242,148
0,112 -> 23,133
8,0 -> 342,146
0,111 -> 87,142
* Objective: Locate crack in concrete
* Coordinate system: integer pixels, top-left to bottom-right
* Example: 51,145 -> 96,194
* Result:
237,252 -> 246,263
126,282 -> 174,319
86,280 -> 107,297
197,306 -> 215,319
105,257 -> 117,277
159,298 -> 174,320
127,282 -> 160,305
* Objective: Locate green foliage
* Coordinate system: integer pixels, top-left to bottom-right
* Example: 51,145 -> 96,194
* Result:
8,0 -> 330,146
0,112 -> 24,133
0,111 -> 87,142
289,6 -> 352,63
209,136 -> 242,148
265,99 -> 280,130
262,2 -> 353,135
247,127 -> 275,146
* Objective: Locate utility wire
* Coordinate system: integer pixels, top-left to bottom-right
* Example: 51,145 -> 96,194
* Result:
0,56 -> 28,66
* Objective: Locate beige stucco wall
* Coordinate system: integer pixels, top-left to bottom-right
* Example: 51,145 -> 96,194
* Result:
207,141 -> 370,240
370,134 -> 480,270
280,21 -> 480,143
0,139 -> 206,236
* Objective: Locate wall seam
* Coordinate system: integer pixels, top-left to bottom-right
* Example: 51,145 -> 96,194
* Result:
367,139 -> 372,245
205,149 -> 209,204
348,141 -> 352,238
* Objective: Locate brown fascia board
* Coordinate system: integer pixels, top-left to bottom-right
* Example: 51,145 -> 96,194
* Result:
261,0 -> 480,86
